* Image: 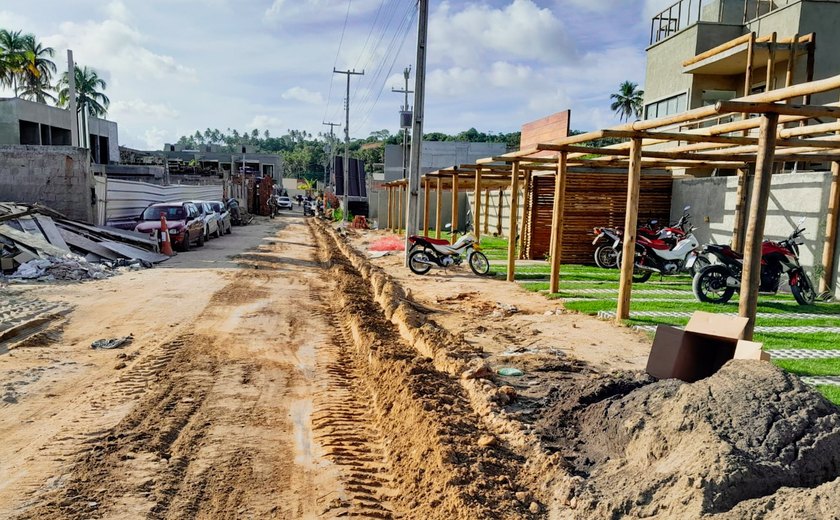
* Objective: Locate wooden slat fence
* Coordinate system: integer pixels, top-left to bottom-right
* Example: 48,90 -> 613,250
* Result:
523,173 -> 673,263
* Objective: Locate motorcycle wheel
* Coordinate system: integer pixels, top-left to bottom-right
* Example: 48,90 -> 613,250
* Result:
617,249 -> 652,283
791,271 -> 817,305
691,255 -> 711,276
408,250 -> 433,275
692,264 -> 735,304
469,251 -> 490,276
594,245 -> 619,269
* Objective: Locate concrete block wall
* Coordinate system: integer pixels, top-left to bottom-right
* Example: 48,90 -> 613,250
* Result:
0,145 -> 95,222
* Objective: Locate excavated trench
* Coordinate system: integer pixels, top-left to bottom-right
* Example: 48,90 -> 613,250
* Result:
315,220 -> 840,519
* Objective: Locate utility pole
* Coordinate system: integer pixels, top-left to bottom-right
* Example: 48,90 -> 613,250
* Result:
332,68 -> 364,220
322,121 -> 340,189
67,50 -> 79,148
392,66 -> 413,179
404,0 -> 428,265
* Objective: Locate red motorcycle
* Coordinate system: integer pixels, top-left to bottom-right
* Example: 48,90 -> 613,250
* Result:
592,219 -> 672,269
692,219 -> 816,305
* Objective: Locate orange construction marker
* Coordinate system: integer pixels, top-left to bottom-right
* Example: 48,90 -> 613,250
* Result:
159,213 -> 174,256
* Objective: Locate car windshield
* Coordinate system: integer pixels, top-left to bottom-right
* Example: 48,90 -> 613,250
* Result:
279,197 -> 290,202
142,205 -> 185,221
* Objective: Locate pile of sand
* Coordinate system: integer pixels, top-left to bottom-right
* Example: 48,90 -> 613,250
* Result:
537,361 -> 840,518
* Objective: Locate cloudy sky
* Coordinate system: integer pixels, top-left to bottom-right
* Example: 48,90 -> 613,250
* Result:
0,0 -> 673,149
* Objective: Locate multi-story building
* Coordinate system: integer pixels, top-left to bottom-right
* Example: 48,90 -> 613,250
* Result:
644,0 -> 840,121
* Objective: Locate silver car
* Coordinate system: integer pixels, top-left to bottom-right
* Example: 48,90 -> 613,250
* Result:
188,200 -> 221,239
208,200 -> 232,235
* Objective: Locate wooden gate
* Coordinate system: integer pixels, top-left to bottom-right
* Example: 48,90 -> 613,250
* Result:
522,173 -> 673,263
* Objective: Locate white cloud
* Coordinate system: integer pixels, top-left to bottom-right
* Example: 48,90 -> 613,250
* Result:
106,0 -> 130,22
110,99 -> 180,119
264,0 -> 381,24
430,0 -> 575,66
281,86 -> 325,105
141,127 -> 169,149
247,115 -> 284,132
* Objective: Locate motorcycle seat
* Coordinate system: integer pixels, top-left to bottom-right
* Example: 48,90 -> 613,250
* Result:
409,235 -> 450,246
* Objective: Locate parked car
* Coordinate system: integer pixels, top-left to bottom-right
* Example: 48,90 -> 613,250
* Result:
134,202 -> 205,251
276,196 -> 293,211
188,200 -> 221,239
208,200 -> 232,235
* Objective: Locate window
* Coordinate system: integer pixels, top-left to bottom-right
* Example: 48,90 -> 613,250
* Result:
644,92 -> 687,120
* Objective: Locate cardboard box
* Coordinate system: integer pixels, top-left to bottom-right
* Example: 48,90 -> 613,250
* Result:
645,311 -> 769,382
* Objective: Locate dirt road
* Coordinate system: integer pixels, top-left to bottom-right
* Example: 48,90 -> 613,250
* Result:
0,216 -> 400,518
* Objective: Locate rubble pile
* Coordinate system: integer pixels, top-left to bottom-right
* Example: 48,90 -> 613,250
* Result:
0,202 -> 169,281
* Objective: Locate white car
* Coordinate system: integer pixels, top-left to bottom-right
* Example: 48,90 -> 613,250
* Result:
188,200 -> 221,239
276,196 -> 293,211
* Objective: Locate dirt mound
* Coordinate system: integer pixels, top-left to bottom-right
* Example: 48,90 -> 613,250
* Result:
537,361 -> 840,517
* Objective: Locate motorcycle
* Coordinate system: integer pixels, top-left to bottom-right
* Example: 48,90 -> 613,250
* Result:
693,218 -> 816,305
619,207 -> 708,283
303,200 -> 316,216
592,219 -> 671,269
408,232 -> 490,276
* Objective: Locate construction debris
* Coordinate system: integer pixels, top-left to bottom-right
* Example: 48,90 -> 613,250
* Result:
0,203 -> 169,280
91,336 -> 134,350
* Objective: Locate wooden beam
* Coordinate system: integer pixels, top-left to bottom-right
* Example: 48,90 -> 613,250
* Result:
715,101 -> 840,119
804,37 -> 816,104
683,32 -> 753,67
739,113 -> 780,340
616,138 -> 643,322
423,178 -> 430,237
766,32 -> 777,91
435,177 -> 443,239
450,173 -> 459,244
549,152 -> 568,293
518,170 -> 532,259
732,167 -> 749,252
397,184 -> 403,234
785,33 -> 799,91
744,32 -> 755,99
386,186 -> 393,230
506,162 -> 520,282
496,188 -> 504,236
473,167 -> 483,241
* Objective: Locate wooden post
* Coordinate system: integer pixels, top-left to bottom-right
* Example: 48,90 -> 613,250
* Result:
496,188 -> 504,236
549,152 -> 568,294
744,32 -> 755,97
473,167 -> 483,241
766,32 -> 777,91
732,168 -> 749,251
386,186 -> 393,231
739,112 -> 780,340
616,138 -> 643,322
803,36 -> 816,104
784,34 -> 799,91
820,161 -> 840,293
397,184 -> 403,234
518,170 -> 532,259
483,188 -> 490,236
506,162 -> 520,282
423,178 -> 430,237
435,177 -> 443,239
450,173 -> 459,244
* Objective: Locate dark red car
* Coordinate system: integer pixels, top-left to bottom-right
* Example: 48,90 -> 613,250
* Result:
134,202 -> 206,251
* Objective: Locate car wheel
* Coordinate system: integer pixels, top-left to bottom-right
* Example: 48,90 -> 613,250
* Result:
181,232 -> 190,252
215,226 -> 222,238
226,223 -> 232,234
197,230 -> 205,247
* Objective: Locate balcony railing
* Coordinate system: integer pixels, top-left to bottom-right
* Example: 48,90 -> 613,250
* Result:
650,0 -> 792,45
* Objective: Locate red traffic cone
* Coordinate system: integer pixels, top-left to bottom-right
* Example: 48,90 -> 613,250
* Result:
159,213 -> 174,256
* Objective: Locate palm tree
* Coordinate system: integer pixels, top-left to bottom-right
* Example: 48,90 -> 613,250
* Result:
610,81 -> 645,122
57,65 -> 110,117
19,35 -> 56,103
0,29 -> 32,96
57,65 -> 110,148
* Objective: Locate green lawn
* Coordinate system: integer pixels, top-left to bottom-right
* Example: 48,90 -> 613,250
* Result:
513,263 -> 840,402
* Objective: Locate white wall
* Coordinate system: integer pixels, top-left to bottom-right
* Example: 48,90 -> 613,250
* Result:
106,179 -> 223,221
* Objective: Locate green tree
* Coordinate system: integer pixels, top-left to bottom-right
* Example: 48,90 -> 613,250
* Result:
610,81 -> 644,122
18,35 -> 55,103
0,29 -> 34,97
57,65 -> 110,116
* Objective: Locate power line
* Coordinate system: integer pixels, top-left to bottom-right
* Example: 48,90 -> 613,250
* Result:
323,0 -> 354,123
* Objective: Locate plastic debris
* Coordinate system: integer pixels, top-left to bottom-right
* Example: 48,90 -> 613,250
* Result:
9,255 -> 114,282
91,335 -> 134,350
497,367 -> 524,376
369,236 -> 405,252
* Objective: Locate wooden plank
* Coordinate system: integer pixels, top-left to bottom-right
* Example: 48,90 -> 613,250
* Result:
423,179 -> 430,236
435,177 -> 443,239
715,101 -> 840,120
506,162 -> 520,282
450,173 -> 459,244
766,32 -> 777,91
518,170 -> 532,258
57,228 -> 121,261
483,189 -> 490,236
98,241 -> 170,264
549,153 -> 567,293
785,33 -> 799,91
739,113 -> 780,340
386,186 -> 392,230
616,138 -> 643,322
473,167 -> 482,241
33,215 -> 70,252
0,224 -> 68,258
682,32 -> 753,67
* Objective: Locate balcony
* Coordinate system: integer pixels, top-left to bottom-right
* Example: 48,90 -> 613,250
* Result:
650,0 -> 795,45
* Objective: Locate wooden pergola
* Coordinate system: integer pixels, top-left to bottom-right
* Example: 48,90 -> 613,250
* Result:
391,74 -> 840,340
